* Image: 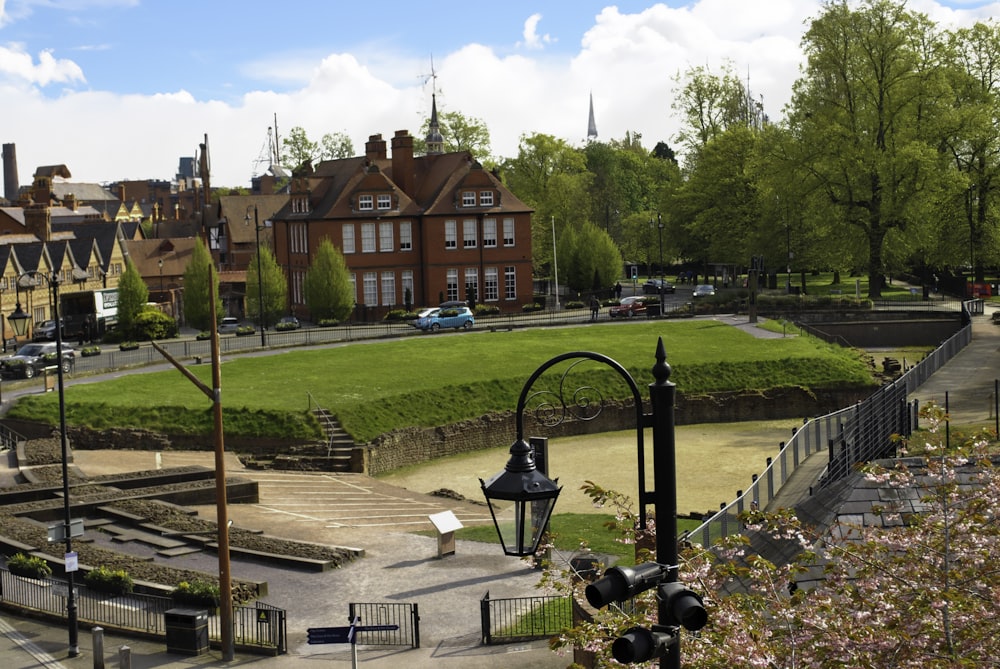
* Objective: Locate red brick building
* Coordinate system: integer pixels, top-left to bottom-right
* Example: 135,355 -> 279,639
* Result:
271,126 -> 534,320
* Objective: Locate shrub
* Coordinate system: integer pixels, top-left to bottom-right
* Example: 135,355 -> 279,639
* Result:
80,346 -> 101,357
195,331 -> 212,341
235,325 -> 255,336
522,303 -> 544,313
564,300 -> 585,310
119,341 -> 139,351
84,566 -> 133,595
171,579 -> 220,608
382,309 -> 419,322
274,320 -> 298,331
134,308 -> 179,340
474,304 -> 500,317
317,319 -> 339,327
7,553 -> 52,579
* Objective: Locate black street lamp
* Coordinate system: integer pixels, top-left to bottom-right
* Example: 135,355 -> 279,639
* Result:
158,257 -> 164,296
656,213 -> 665,312
8,271 -> 79,658
245,205 -> 267,347
480,339 -> 701,667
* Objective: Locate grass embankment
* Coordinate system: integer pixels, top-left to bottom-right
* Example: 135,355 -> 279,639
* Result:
7,320 -> 877,442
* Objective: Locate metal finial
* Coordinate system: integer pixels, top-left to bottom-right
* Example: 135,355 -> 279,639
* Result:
652,337 -> 671,384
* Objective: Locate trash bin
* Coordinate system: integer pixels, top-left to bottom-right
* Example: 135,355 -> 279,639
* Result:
165,608 -> 209,656
44,367 -> 57,392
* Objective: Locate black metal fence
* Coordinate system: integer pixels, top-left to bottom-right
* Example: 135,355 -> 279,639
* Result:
348,601 -> 420,648
480,590 -> 573,645
0,566 -> 286,654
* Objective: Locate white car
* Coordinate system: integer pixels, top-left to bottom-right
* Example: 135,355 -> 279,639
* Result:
218,317 -> 240,334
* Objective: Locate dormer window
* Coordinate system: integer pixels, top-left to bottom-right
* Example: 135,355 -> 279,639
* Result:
292,194 -> 310,213
377,194 -> 392,210
479,191 -> 494,207
461,191 -> 476,207
359,194 -> 374,211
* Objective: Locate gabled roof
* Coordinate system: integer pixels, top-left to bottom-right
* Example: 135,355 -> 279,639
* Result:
217,194 -> 288,244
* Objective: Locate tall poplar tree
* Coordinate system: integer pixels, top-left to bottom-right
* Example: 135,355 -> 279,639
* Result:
246,246 -> 288,328
116,258 -> 148,338
303,238 -> 354,323
183,237 -> 223,331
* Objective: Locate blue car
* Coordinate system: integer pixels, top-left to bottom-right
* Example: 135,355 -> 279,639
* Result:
418,307 -> 475,332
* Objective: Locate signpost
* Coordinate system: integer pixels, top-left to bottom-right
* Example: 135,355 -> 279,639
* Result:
306,617 -> 399,668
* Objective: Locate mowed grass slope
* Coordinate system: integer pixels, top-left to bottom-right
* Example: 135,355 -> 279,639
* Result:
8,320 -> 877,442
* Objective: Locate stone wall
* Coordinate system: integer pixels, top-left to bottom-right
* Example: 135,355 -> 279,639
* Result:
364,386 -> 870,476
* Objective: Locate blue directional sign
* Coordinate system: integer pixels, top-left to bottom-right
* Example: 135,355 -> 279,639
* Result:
356,624 -> 399,633
306,626 -> 354,645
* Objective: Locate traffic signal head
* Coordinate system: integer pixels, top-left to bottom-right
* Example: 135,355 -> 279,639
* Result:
659,581 -> 708,631
585,563 -> 667,609
612,625 -> 676,663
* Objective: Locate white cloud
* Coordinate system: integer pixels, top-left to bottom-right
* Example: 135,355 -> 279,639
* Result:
519,13 -> 552,50
0,44 -> 85,86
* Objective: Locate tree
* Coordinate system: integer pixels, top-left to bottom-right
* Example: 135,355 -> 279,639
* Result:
282,126 -> 319,169
246,245 -> 288,329
785,0 -> 951,297
319,132 -> 354,160
672,62 -> 760,157
414,109 -> 492,161
546,406 -> 1000,667
556,222 -> 623,293
115,259 -> 148,339
303,238 -> 354,323
183,237 -> 223,331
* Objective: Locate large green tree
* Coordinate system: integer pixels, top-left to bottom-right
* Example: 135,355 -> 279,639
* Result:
115,259 -> 148,338
786,0 -> 951,297
303,238 -> 354,323
281,126 -> 318,170
183,237 -> 223,331
556,222 -> 623,293
246,246 -> 288,329
414,109 -> 492,161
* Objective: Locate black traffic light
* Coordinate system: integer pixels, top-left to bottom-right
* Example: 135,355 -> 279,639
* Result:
660,582 -> 708,631
612,625 -> 676,664
585,563 -> 667,609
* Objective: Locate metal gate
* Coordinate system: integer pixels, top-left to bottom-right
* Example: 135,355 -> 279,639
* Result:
348,602 -> 419,648
481,590 -> 573,645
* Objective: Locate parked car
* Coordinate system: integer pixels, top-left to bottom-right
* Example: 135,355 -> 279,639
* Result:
609,296 -> 650,318
0,341 -> 75,379
411,308 -> 438,328
32,318 -> 65,341
277,316 -> 300,330
643,279 -> 676,295
419,307 -> 475,331
693,284 -> 716,298
217,317 -> 240,334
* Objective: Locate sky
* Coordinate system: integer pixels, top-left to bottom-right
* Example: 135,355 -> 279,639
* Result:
1,0 -> 998,189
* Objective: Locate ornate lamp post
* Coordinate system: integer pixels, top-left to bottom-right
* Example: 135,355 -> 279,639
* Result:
480,339 -> 703,667
245,205 -> 267,347
8,271 -> 79,658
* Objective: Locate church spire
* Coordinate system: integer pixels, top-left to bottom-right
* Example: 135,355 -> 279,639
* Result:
426,92 -> 444,154
587,91 -> 598,141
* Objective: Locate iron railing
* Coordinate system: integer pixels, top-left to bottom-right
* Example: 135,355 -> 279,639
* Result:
0,567 -> 286,654
348,601 -> 420,648
684,303 -> 977,548
480,590 -> 572,645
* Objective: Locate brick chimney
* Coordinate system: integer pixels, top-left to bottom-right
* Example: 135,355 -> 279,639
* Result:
390,130 -> 415,197
64,193 -> 78,211
2,143 -> 18,203
24,204 -> 51,241
365,134 -> 387,161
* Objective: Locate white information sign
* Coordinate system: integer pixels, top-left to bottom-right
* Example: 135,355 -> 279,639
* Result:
65,551 -> 78,572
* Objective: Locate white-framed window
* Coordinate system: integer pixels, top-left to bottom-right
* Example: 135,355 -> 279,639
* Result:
292,269 -> 304,305
358,194 -> 373,211
361,223 -> 376,253
342,224 -> 356,254
349,272 -> 357,303
379,222 -> 393,252
463,219 -> 477,248
504,266 -> 516,299
363,271 -> 378,306
444,220 -> 457,249
290,222 -> 308,254
446,269 -> 459,301
381,271 -> 396,306
402,270 -> 414,304
292,195 -> 310,213
461,191 -> 476,207
464,268 -> 478,302
399,221 -> 412,251
483,218 -> 497,248
377,194 -> 392,210
503,217 -> 515,246
484,267 -> 499,301
479,190 -> 494,207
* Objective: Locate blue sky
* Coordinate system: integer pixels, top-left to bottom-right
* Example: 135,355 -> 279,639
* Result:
2,0 -> 998,187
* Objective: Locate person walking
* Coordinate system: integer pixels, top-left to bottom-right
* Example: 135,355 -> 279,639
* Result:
590,295 -> 600,320
614,282 -> 622,300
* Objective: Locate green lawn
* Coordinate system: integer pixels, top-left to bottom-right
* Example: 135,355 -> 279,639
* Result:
8,320 -> 876,442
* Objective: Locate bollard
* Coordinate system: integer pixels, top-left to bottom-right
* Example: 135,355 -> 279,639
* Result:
118,645 -> 131,669
92,627 -> 105,669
